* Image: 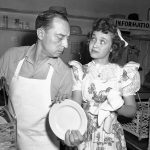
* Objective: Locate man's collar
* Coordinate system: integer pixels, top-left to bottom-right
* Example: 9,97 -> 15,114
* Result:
25,44 -> 60,72
25,44 -> 36,64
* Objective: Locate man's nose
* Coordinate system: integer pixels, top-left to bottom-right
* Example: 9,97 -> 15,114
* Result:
62,38 -> 68,48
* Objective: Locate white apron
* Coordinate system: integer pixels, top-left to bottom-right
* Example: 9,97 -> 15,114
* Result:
9,59 -> 60,150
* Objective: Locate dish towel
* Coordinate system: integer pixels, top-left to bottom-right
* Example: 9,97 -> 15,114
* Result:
98,89 -> 124,133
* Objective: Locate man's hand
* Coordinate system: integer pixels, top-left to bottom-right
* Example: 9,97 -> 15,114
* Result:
64,130 -> 83,147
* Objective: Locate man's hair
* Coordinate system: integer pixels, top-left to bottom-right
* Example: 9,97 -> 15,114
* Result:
35,9 -> 69,30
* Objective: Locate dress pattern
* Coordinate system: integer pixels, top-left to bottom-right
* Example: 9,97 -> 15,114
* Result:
69,60 -> 140,150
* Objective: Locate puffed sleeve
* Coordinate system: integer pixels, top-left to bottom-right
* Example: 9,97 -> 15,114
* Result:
69,60 -> 83,91
121,61 -> 141,96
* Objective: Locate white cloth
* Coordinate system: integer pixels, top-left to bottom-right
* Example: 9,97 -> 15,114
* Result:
98,90 -> 124,133
9,59 -> 59,150
69,60 -> 83,90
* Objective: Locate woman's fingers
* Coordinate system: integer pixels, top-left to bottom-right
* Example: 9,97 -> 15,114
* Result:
64,130 -> 83,147
55,94 -> 69,103
62,94 -> 69,101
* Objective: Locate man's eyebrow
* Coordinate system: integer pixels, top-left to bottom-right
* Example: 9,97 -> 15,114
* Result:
56,34 -> 70,39
56,33 -> 65,37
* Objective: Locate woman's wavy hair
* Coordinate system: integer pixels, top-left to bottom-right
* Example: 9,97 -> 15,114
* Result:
88,17 -> 126,63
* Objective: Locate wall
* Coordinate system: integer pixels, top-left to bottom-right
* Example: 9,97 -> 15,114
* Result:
1,0 -> 150,21
0,0 -> 150,85
0,0 -> 149,20
1,0 -> 150,36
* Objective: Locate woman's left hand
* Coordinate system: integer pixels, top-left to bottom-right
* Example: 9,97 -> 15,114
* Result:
51,94 -> 69,107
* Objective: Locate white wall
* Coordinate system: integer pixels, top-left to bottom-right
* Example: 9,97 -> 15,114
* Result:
0,0 -> 150,84
1,0 -> 150,35
0,0 -> 150,20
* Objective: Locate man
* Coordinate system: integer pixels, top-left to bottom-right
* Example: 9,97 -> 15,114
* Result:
0,9 -> 82,150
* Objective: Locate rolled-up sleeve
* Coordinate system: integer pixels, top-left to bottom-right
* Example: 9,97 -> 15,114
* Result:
59,69 -> 73,98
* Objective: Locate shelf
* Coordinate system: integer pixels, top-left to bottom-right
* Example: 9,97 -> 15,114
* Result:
0,27 -> 35,33
0,7 -> 93,36
0,27 -> 87,37
0,7 -> 96,21
124,131 -> 148,150
0,8 -> 38,15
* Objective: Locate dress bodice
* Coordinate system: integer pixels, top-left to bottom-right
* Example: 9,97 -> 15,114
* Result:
69,60 -> 140,103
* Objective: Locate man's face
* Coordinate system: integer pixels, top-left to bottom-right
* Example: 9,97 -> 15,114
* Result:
39,17 -> 70,58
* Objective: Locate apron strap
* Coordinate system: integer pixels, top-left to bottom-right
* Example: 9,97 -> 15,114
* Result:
14,59 -> 25,77
46,66 -> 54,80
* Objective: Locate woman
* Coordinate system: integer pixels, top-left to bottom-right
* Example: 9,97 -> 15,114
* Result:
68,18 -> 140,150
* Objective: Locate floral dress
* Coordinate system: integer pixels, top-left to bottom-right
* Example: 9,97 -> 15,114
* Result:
69,60 -> 140,150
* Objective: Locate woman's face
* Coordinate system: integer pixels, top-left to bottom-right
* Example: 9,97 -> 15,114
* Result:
89,31 -> 113,62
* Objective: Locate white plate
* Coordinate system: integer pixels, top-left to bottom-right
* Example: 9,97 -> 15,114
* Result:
49,99 -> 87,140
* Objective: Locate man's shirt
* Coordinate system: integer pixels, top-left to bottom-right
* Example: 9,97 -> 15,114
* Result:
0,44 -> 73,100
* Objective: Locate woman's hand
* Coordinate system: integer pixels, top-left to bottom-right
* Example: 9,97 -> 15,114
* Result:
64,130 -> 83,147
107,89 -> 124,110
117,95 -> 137,118
51,94 -> 69,107
54,94 -> 69,103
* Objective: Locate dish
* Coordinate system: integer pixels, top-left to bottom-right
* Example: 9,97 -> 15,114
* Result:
49,99 -> 87,140
70,26 -> 82,35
